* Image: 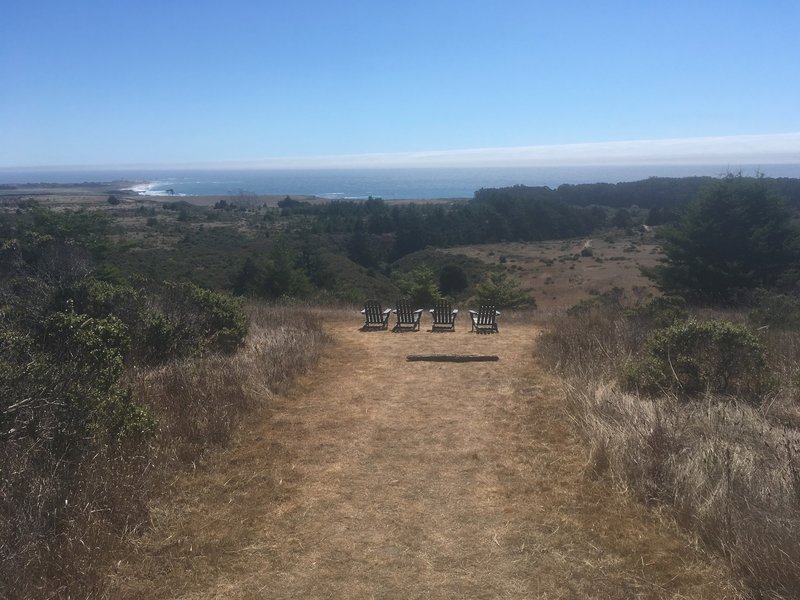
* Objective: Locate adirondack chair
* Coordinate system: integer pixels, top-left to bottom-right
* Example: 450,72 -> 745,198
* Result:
393,299 -> 423,331
429,299 -> 458,331
469,305 -> 500,333
360,299 -> 391,330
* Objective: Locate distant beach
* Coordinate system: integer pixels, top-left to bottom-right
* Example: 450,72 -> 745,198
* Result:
2,164 -> 800,200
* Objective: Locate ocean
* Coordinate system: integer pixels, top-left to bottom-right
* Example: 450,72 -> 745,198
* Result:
1,164 -> 799,200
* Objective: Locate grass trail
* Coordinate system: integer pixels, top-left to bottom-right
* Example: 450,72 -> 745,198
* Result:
109,311 -> 740,599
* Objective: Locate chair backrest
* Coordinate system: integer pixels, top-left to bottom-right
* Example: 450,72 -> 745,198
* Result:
432,299 -> 454,323
396,299 -> 416,323
363,299 -> 384,324
477,305 -> 496,325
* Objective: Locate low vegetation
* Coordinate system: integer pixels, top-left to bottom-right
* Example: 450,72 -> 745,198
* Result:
538,177 -> 800,598
0,298 -> 327,598
0,210 -> 327,598
3,173 -> 800,596
540,291 -> 800,597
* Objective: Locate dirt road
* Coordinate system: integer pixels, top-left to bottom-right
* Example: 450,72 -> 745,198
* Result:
110,314 -> 739,598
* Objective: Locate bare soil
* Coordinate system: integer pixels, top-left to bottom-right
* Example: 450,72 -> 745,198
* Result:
108,312 -> 740,599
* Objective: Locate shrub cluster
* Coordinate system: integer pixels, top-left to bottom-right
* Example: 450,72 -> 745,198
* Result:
0,229 -> 249,597
625,319 -> 769,399
67,278 -> 247,364
472,271 -> 536,309
538,290 -> 800,597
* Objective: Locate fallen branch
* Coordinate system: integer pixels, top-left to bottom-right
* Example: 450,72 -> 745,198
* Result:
406,354 -> 500,362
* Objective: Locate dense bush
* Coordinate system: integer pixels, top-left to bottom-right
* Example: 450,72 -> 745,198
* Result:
65,278 -> 247,365
0,309 -> 154,597
0,207 -> 252,597
396,265 -> 441,307
153,281 -> 247,356
473,272 -> 535,309
624,294 -> 687,330
438,264 -> 469,295
625,319 -> 769,399
233,240 -> 314,299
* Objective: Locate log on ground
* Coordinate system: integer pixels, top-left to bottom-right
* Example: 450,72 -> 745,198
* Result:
406,354 -> 500,362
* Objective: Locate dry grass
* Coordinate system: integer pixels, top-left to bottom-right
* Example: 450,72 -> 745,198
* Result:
445,230 -> 662,312
106,310 -> 738,599
0,442 -> 153,599
0,302 -> 327,600
539,302 -> 800,598
135,303 -> 328,466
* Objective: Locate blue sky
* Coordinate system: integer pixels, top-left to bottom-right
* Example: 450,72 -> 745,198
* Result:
2,0 -> 799,168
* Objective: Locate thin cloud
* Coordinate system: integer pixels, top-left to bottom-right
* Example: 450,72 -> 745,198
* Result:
199,133 -> 800,170
7,133 -> 798,171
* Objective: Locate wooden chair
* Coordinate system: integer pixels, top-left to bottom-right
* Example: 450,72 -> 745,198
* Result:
393,299 -> 423,331
361,299 -> 391,330
469,305 -> 500,333
429,299 -> 458,331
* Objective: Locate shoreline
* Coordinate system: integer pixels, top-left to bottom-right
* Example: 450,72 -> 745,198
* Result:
0,182 -> 464,207
4,163 -> 799,202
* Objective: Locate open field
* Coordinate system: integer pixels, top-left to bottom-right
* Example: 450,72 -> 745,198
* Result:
107,312 -> 740,599
446,233 -> 663,312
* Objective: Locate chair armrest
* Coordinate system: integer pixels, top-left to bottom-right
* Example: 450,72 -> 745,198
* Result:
413,309 -> 423,315
382,308 -> 391,315
468,310 -> 477,316
360,309 -> 366,314
451,309 -> 459,315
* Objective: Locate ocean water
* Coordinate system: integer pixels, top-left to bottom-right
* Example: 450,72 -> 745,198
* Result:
1,164 -> 799,200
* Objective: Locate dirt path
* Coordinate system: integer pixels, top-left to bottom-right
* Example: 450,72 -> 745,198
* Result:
110,315 -> 739,599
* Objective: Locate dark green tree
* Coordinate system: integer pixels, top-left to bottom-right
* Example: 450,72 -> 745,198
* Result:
643,175 -> 800,300
473,272 -> 535,308
397,266 -> 441,307
612,207 -> 633,229
439,264 -> 468,296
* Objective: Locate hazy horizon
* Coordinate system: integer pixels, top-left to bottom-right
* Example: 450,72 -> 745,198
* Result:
2,133 -> 798,173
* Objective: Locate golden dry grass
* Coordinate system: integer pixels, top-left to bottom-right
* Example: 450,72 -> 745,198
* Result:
445,233 -> 662,312
107,310 -> 740,599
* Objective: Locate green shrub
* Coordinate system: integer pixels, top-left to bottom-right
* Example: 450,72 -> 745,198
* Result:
625,319 -> 769,399
155,282 -> 247,357
41,311 -> 154,441
61,279 -> 247,364
624,295 -> 688,329
396,265 -> 441,307
1,311 -> 154,457
473,272 -> 535,308
438,264 -> 468,296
